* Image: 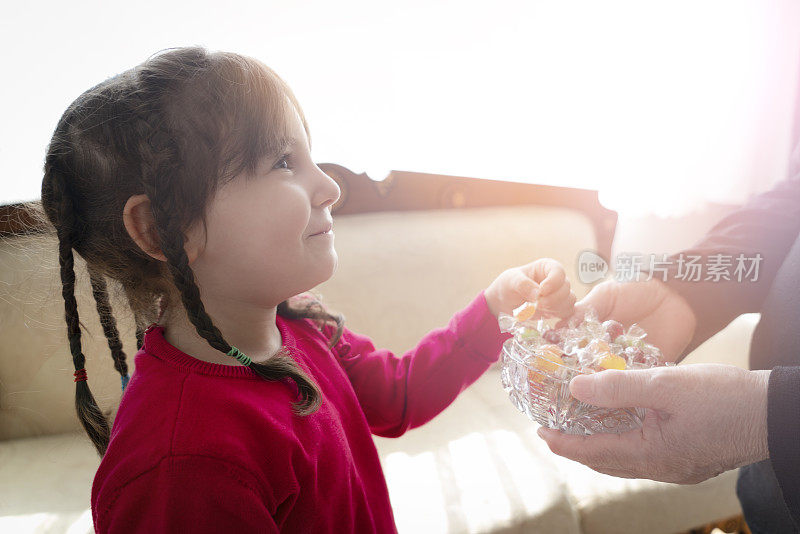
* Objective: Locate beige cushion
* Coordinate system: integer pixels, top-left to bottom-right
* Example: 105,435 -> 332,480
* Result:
0,432 -> 98,533
550,451 -> 741,534
0,234 -> 136,441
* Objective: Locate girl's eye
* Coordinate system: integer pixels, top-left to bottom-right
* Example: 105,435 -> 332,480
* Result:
273,154 -> 291,170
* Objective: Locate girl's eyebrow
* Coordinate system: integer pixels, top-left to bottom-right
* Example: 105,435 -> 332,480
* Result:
266,139 -> 294,161
276,137 -> 302,154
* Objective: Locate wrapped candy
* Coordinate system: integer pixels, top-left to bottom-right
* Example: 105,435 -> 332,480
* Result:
499,301 -> 673,435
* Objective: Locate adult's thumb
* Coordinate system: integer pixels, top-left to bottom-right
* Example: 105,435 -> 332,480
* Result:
570,369 -> 655,409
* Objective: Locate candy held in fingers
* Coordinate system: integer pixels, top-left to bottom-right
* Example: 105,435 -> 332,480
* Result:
513,301 -> 538,322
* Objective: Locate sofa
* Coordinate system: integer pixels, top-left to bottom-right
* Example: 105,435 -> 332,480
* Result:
0,165 -> 756,533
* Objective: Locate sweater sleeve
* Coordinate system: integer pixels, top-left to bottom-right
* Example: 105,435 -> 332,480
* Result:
654,176 -> 800,362
767,366 -> 800,529
328,290 -> 511,438
93,455 -> 280,534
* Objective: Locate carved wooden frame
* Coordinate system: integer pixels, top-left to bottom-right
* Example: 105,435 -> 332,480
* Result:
320,164 -> 617,261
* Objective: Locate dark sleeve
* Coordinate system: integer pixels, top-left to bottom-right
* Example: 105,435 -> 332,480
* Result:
767,366 -> 800,529
655,176 -> 800,361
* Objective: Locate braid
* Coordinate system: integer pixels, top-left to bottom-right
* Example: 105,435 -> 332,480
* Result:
88,269 -> 131,391
43,170 -> 111,457
156,209 -> 231,352
277,298 -> 345,349
135,326 -> 145,351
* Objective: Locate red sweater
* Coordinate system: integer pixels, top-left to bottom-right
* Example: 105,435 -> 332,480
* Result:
91,291 -> 510,533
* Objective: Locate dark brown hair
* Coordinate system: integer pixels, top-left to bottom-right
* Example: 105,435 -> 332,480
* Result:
38,46 -> 343,457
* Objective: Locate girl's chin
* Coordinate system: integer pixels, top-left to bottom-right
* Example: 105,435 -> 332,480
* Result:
304,255 -> 338,289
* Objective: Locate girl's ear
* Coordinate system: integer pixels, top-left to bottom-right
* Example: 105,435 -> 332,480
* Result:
122,195 -> 202,264
123,195 -> 166,261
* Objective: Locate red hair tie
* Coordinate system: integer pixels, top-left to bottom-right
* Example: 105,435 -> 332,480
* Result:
73,368 -> 88,383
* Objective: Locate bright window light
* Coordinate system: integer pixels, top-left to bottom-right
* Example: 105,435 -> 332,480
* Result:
2,0 -> 799,217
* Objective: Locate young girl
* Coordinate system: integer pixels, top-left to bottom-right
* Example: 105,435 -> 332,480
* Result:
39,46 -> 576,533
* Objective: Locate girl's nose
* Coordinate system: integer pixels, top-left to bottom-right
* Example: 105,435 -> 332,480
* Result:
313,166 -> 341,210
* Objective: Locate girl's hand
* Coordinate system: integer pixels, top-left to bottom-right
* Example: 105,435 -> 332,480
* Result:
484,258 -> 576,319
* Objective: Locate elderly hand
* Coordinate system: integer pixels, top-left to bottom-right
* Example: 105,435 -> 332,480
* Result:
557,278 -> 697,363
484,258 -> 576,319
537,364 -> 771,484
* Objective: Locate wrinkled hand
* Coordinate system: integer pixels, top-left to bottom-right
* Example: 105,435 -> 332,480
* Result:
557,277 -> 697,363
537,364 -> 771,484
484,258 -> 576,319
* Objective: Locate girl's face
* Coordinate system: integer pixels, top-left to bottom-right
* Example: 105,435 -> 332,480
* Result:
186,107 -> 341,308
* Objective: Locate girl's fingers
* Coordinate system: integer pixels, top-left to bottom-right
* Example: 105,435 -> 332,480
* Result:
538,281 -> 568,306
522,258 -> 564,294
512,270 -> 540,302
539,284 -> 576,318
561,291 -> 578,318
539,265 -> 566,297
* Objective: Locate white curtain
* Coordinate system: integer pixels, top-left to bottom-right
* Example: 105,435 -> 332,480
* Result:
3,0 -> 799,217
